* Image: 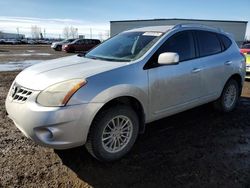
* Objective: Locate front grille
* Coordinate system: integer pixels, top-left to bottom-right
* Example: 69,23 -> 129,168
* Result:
10,84 -> 33,103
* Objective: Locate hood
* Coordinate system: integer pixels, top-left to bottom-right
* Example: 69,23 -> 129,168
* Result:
15,55 -> 128,90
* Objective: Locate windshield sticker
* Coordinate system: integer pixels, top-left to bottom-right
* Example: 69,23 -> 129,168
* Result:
143,32 -> 163,37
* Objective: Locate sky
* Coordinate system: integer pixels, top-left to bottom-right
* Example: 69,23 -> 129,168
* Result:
0,0 -> 250,39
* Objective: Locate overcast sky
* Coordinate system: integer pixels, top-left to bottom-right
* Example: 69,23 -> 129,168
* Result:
0,0 -> 249,39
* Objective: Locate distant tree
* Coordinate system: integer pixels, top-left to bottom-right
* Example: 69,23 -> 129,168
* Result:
104,30 -> 110,39
98,32 -> 103,41
70,26 -> 78,39
63,26 -> 70,39
31,25 -> 41,39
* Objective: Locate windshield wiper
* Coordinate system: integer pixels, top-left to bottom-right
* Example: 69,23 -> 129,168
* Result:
85,55 -> 131,62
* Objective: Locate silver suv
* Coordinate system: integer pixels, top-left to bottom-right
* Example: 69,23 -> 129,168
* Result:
5,24 -> 246,161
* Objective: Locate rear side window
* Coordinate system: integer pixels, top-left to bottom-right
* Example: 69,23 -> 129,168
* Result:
196,31 -> 222,57
157,31 -> 195,62
219,34 -> 232,50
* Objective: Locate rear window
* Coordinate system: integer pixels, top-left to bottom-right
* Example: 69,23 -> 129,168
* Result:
219,34 -> 232,50
196,31 -> 222,57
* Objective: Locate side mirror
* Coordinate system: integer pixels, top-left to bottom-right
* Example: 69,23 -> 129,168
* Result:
158,52 -> 179,65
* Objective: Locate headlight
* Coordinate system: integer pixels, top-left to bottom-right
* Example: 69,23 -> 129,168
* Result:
37,79 -> 87,107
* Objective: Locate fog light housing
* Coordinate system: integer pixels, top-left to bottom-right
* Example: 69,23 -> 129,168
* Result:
35,128 -> 54,141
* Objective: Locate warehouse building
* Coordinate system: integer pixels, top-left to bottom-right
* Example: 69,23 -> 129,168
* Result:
0,32 -> 25,39
110,18 -> 248,45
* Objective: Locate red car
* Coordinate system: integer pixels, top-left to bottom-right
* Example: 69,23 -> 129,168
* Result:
240,43 -> 250,54
63,39 -> 101,53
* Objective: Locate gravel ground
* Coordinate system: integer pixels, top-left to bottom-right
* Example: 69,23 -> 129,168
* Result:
0,45 -> 71,62
1,71 -> 250,187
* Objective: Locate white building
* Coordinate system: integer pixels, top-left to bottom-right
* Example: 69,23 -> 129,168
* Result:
110,18 -> 248,45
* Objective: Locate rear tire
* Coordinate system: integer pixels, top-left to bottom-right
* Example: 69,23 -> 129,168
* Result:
85,105 -> 139,162
213,79 -> 240,113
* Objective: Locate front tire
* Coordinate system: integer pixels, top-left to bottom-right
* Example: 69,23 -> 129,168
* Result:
214,79 -> 240,112
55,45 -> 62,51
85,105 -> 139,162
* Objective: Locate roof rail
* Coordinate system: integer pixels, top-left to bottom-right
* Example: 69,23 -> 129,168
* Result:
173,23 -> 224,32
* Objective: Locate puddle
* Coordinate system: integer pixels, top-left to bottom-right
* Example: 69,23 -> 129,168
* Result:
0,60 -> 42,71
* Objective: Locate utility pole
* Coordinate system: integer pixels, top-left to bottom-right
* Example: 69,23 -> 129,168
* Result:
90,28 -> 92,39
76,28 -> 78,38
43,29 -> 46,39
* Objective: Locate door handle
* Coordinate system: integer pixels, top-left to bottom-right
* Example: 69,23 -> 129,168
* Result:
191,68 -> 202,73
224,61 -> 232,65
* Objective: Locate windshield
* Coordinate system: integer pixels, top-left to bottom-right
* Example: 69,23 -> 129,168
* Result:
67,39 -> 75,42
85,31 -> 163,62
61,39 -> 74,43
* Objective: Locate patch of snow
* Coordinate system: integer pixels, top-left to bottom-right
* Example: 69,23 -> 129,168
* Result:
0,53 -> 51,56
0,60 -> 42,71
26,50 -> 36,53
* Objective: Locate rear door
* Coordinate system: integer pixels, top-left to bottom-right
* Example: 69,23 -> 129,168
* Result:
195,30 -> 230,97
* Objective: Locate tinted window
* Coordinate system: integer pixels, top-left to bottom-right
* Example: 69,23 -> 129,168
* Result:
157,31 -> 195,62
196,31 -> 221,57
219,34 -> 232,50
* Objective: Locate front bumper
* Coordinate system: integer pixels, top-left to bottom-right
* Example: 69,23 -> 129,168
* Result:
5,89 -> 103,149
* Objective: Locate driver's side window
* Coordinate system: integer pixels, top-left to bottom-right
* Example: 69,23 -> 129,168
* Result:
146,31 -> 195,68
158,31 -> 195,62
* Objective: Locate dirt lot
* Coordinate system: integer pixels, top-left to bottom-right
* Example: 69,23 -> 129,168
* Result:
0,45 -> 71,62
1,46 -> 250,187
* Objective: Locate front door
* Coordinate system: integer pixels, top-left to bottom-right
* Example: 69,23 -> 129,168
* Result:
148,31 -> 203,119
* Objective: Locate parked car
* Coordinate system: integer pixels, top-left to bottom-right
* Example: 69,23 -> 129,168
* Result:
5,24 -> 246,161
240,43 -> 250,54
19,39 -> 28,44
62,39 -> 100,53
0,39 -> 6,44
245,54 -> 250,79
51,39 -> 75,51
4,39 -> 21,44
27,39 -> 37,44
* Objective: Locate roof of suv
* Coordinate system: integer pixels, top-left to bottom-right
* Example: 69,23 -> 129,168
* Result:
125,24 -> 225,34
127,25 -> 175,33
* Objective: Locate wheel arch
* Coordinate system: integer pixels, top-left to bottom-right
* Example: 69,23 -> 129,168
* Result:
226,74 -> 243,96
91,96 -> 146,134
